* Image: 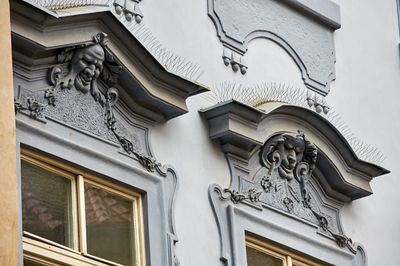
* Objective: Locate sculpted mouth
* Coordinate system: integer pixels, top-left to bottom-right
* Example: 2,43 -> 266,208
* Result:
74,73 -> 93,93
281,164 -> 295,174
80,73 -> 92,85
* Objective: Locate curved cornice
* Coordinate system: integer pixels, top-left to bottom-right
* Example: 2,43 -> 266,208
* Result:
201,100 -> 389,201
266,104 -> 389,178
11,0 -> 208,122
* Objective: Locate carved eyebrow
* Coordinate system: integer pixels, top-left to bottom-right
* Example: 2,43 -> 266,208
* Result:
83,54 -> 93,61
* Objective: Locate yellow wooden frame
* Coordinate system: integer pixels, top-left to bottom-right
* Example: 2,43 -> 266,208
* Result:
245,235 -> 323,266
21,149 -> 146,266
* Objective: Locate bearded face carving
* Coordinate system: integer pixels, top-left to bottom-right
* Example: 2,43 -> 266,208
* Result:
70,44 -> 105,94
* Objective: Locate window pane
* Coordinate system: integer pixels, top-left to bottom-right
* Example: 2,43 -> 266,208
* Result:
85,182 -> 135,266
24,258 -> 63,266
24,258 -> 47,266
246,246 -> 284,266
21,160 -> 73,248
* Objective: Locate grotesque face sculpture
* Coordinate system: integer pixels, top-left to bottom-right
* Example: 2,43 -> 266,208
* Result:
70,44 -> 105,93
261,132 -> 317,181
277,141 -> 302,180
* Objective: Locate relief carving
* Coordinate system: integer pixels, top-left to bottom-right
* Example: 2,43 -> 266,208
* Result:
260,132 -> 317,207
207,0 -> 340,94
47,32 -> 121,108
113,0 -> 143,23
222,132 -> 355,252
15,32 -> 159,172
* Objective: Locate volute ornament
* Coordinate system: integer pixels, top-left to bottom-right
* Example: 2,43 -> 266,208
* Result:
15,32 -> 160,172
47,32 -> 121,107
221,131 -> 355,251
260,131 -> 317,206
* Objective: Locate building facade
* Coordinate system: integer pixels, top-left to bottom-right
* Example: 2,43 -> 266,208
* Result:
1,0 -> 400,265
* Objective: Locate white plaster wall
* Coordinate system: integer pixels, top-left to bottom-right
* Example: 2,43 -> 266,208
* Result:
142,0 -> 400,265
329,1 -> 400,265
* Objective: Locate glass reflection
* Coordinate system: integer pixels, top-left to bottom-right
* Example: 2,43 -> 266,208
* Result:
85,182 -> 135,266
21,160 -> 73,247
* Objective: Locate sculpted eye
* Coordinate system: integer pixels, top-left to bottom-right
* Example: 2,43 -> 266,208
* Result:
95,62 -> 103,70
82,55 -> 93,64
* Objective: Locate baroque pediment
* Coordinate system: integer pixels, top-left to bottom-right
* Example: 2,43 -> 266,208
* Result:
15,33 -> 159,171
11,0 -> 208,122
202,100 -> 389,263
222,131 -> 350,249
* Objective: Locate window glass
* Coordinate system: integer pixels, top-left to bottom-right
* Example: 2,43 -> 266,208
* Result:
246,235 -> 323,266
85,182 -> 135,266
21,160 -> 73,248
246,246 -> 284,266
21,152 -> 144,266
23,258 -> 46,266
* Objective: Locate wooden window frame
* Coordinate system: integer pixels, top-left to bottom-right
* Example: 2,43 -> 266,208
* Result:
21,149 -> 146,266
245,235 -> 323,266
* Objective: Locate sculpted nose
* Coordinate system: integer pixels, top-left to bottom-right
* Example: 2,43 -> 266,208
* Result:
84,65 -> 95,77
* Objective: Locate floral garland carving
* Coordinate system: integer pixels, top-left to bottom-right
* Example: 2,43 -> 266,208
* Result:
15,32 -> 160,172
219,131 -> 355,252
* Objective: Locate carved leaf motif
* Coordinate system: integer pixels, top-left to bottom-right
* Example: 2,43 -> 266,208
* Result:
101,62 -> 122,84
16,32 -> 160,173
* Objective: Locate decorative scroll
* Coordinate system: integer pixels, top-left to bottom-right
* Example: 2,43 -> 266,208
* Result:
222,132 -> 355,252
15,32 -> 160,172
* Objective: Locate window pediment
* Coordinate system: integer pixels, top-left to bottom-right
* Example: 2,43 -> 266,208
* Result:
202,100 -> 388,265
201,100 -> 389,201
11,0 -> 208,123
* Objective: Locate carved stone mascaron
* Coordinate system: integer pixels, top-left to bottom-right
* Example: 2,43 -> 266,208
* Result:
223,132 -> 355,252
15,32 -> 160,172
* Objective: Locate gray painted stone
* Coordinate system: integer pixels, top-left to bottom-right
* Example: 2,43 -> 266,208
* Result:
10,4 -> 206,263
16,117 -> 179,265
207,0 -> 340,95
209,184 -> 367,266
11,0 -> 208,122
202,100 -> 391,265
200,100 -> 389,201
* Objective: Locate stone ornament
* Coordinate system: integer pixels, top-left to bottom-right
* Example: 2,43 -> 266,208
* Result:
47,33 -> 121,107
15,32 -> 160,172
114,0 -> 143,23
207,0 -> 340,94
223,132 -> 355,252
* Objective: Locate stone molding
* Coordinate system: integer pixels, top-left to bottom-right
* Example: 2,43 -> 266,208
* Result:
200,100 -> 389,201
207,0 -> 340,95
16,118 -> 180,266
209,183 -> 367,266
11,0 -> 208,122
202,100 -> 390,264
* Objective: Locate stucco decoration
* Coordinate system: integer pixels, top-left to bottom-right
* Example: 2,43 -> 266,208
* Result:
202,100 -> 389,265
28,0 -> 108,10
209,183 -> 367,266
207,132 -> 367,265
15,32 -> 160,172
113,0 -> 143,23
30,0 -> 144,22
207,0 -> 341,95
223,132 -> 353,251
13,0 -> 208,122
